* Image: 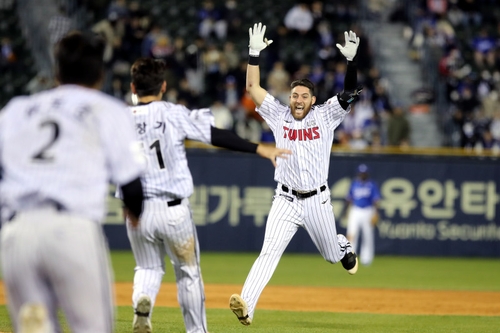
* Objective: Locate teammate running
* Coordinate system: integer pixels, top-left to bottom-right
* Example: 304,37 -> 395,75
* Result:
0,31 -> 145,333
122,57 -> 291,333
229,23 -> 363,326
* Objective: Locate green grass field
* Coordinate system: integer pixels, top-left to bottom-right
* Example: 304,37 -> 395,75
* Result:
1,251 -> 500,332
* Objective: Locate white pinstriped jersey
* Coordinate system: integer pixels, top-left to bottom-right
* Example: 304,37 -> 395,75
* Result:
128,101 -> 213,200
0,85 -> 145,222
257,93 -> 349,190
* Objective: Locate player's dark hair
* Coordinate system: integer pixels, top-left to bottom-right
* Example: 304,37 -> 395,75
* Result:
130,58 -> 167,97
55,31 -> 105,86
290,78 -> 315,96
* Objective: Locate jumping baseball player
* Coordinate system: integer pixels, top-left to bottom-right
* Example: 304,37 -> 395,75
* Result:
0,31 -> 145,333
122,57 -> 291,333
342,164 -> 381,266
229,23 -> 363,326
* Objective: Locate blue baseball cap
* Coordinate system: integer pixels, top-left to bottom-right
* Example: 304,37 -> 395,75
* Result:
357,164 -> 369,173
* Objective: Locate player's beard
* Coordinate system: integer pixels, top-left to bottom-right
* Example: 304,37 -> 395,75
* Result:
291,102 -> 312,120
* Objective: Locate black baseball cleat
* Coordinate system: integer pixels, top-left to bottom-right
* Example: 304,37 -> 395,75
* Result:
341,252 -> 358,275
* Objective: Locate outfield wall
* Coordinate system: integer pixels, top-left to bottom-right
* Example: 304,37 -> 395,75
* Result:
104,149 -> 500,257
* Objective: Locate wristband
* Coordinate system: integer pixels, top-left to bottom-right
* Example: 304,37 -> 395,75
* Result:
248,55 -> 259,66
249,48 -> 260,57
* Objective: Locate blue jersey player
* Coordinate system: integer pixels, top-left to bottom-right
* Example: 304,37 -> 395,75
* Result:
343,164 -> 381,265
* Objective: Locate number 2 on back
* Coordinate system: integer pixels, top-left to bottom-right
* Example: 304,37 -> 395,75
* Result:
32,120 -> 60,162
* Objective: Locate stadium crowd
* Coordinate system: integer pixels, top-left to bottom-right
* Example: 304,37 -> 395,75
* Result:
8,0 -> 500,150
395,0 -> 500,150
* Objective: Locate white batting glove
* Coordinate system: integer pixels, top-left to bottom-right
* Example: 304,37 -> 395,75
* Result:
249,22 -> 273,56
336,30 -> 360,61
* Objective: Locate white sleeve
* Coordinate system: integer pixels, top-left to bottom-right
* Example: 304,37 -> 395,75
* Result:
100,104 -> 146,185
174,105 -> 214,144
256,93 -> 287,132
321,95 -> 350,131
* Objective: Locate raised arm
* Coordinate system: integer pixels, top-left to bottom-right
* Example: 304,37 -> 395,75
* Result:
246,22 -> 272,108
336,30 -> 363,110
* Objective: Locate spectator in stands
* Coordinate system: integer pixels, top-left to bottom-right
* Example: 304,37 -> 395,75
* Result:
222,41 -> 240,71
387,105 -> 410,147
128,0 -> 147,21
479,129 -> 499,150
267,61 -> 291,104
471,27 -> 496,69
438,46 -> 471,101
220,0 -> 241,40
107,0 -> 128,20
315,20 -> 334,56
150,35 -> 174,61
371,80 -> 392,117
342,95 -> 376,148
490,109 -> 500,143
456,0 -> 482,27
234,92 -> 263,142
198,0 -> 227,41
177,77 -> 200,109
0,37 -> 16,70
219,75 -> 240,113
92,11 -> 125,65
311,1 -> 325,29
211,100 -> 234,130
141,22 -> 168,58
460,112 -> 477,148
123,14 -> 147,63
456,84 -> 481,115
284,1 -> 314,37
446,108 -> 466,147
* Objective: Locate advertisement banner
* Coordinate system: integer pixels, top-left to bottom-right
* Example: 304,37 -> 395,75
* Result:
104,150 -> 500,257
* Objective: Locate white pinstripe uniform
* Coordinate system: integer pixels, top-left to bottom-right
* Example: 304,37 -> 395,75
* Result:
124,101 -> 213,333
239,93 -> 353,320
0,85 -> 144,333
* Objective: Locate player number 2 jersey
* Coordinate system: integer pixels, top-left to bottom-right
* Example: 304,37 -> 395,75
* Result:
0,85 -> 145,222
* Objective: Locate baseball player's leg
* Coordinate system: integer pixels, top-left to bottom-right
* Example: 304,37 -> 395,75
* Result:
0,216 -> 56,333
304,189 -> 349,264
127,201 -> 165,311
240,196 -> 300,320
359,210 -> 375,265
346,207 -> 363,255
305,189 -> 358,274
158,200 -> 208,333
46,213 -> 115,333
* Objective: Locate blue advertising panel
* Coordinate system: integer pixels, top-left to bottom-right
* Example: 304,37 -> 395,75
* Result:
104,150 -> 500,257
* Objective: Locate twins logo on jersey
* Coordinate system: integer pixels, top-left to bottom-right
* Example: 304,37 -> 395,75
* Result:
283,126 -> 320,141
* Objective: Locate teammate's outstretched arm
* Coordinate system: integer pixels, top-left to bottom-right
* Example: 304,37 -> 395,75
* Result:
211,126 -> 290,167
246,22 -> 272,108
336,30 -> 363,110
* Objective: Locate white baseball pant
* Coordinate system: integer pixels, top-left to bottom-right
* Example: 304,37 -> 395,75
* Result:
240,185 -> 351,320
0,207 -> 114,333
347,205 -> 375,265
127,199 -> 208,333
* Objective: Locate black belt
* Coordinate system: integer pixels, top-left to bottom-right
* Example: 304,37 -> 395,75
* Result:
281,185 -> 326,199
167,199 -> 182,207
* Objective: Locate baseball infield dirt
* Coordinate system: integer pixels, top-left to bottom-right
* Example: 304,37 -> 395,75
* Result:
114,283 -> 500,316
0,282 -> 498,316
